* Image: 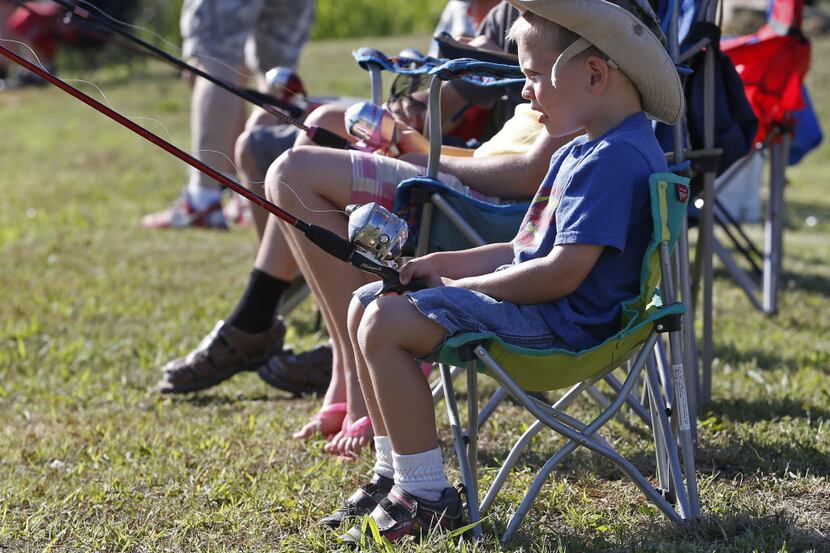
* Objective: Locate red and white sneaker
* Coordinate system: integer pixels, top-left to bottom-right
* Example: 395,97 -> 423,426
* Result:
142,192 -> 227,229
223,194 -> 254,228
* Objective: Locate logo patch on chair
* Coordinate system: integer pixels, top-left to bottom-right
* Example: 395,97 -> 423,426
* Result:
675,183 -> 690,203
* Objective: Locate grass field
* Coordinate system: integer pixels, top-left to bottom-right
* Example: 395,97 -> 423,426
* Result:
1,33 -> 829,552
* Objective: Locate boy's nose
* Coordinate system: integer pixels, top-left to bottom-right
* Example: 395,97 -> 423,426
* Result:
521,80 -> 534,101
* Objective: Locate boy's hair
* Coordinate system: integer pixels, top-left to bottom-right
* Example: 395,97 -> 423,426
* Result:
506,11 -> 579,54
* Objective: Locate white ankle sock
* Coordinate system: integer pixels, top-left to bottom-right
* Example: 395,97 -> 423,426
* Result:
392,447 -> 450,501
373,436 -> 394,480
186,180 -> 223,211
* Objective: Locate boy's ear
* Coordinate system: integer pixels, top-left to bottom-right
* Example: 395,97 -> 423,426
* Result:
585,56 -> 609,93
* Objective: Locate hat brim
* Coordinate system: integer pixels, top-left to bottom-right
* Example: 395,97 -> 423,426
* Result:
508,0 -> 684,124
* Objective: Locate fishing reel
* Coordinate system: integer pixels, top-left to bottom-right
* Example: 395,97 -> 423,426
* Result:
264,66 -> 308,111
345,202 -> 427,296
344,102 -> 399,155
346,202 -> 409,268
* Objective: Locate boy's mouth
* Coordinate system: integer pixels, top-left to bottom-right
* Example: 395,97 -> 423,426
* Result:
531,105 -> 548,124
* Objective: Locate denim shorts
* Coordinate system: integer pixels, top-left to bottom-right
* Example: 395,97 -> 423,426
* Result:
354,282 -> 570,354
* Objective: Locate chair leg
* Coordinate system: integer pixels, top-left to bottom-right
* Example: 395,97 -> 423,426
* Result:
645,357 -> 699,519
439,363 -> 483,540
479,380 -> 590,514
605,371 -> 651,426
432,364 -> 463,405
478,386 -> 507,430
466,362 -> 479,495
648,355 -> 672,493
655,338 -> 674,407
475,335 -> 686,541
666,328 -> 701,517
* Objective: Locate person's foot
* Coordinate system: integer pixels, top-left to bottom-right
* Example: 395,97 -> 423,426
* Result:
142,191 -> 227,229
341,485 -> 465,544
318,473 -> 393,528
257,343 -> 333,396
324,416 -> 373,460
292,402 -> 347,440
155,319 -> 286,394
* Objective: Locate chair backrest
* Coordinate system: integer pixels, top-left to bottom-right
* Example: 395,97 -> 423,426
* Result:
432,172 -> 691,392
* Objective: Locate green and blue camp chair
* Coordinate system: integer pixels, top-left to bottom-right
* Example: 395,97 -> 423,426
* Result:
434,172 -> 700,540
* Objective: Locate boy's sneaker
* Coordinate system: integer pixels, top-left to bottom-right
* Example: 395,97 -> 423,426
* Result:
155,320 -> 285,394
318,474 -> 394,528
257,343 -> 333,396
142,191 -> 227,229
341,485 -> 465,545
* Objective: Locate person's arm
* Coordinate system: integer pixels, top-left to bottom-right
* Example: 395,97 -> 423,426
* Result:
451,243 -> 603,303
400,130 -> 574,198
399,242 -> 514,287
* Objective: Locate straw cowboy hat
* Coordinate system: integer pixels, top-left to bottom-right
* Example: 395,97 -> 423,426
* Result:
508,0 -> 684,124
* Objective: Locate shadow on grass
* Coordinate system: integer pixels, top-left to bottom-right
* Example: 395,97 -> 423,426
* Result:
713,340 -> 787,371
707,396 -> 830,424
169,392 -> 296,406
713,341 -> 830,379
780,268 -> 830,296
498,510 -> 827,553
697,435 -> 830,477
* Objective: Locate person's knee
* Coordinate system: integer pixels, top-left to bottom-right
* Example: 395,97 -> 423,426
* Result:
358,296 -> 408,356
266,148 -> 300,205
348,296 -> 366,342
303,103 -> 348,136
267,146 -> 321,204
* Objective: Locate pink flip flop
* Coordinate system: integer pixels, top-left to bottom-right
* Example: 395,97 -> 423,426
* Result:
292,402 -> 347,440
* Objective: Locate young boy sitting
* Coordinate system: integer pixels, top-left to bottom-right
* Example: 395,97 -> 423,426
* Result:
332,0 -> 683,542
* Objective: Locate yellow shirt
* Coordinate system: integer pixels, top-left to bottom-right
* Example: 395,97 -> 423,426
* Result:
472,104 -> 545,158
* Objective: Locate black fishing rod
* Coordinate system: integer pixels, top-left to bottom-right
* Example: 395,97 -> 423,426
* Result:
49,0 -> 351,150
0,43 -> 421,294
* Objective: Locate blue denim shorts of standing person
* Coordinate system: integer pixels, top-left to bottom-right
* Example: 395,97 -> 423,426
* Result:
354,280 -> 571,360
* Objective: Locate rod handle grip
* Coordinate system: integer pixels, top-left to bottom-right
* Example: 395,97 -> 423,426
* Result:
308,126 -> 352,150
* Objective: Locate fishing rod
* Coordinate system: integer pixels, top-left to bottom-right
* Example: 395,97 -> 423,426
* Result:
0,43 -> 422,295
47,0 -> 351,150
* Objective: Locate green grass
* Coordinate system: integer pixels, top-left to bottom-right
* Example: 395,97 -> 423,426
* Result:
1,34 -> 830,552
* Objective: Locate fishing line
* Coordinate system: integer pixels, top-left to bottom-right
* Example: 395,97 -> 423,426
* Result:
198,149 -> 348,217
73,0 -> 274,91
0,41 -> 423,294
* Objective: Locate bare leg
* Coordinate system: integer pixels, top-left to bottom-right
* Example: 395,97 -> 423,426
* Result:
266,146 -> 370,440
358,295 -> 447,455
189,57 -> 247,191
347,297 -> 387,442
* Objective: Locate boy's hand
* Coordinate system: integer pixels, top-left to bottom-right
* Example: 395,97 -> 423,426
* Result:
396,123 -> 430,156
399,257 -> 445,288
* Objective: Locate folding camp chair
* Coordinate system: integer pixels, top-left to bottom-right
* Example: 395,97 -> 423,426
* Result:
691,0 -> 812,403
430,169 -> 700,541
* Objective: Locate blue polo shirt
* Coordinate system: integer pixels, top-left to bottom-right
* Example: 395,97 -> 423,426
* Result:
512,112 -> 667,350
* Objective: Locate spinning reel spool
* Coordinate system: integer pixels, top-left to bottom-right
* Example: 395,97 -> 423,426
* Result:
344,102 -> 400,155
346,202 -> 409,268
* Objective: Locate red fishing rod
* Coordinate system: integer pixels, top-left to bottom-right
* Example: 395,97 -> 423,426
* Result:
44,0 -> 351,149
0,43 -> 420,293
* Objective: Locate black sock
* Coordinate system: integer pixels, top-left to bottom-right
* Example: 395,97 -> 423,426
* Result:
226,269 -> 291,333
